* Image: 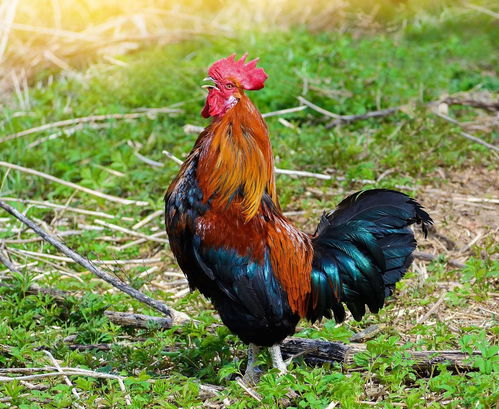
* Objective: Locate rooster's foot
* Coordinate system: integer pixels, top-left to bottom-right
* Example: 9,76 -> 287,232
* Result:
243,344 -> 262,385
269,344 -> 287,375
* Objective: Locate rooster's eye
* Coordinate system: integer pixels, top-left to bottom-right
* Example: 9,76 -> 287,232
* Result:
225,83 -> 234,89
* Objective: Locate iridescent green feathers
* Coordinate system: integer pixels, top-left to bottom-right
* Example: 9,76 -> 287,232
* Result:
307,189 -> 433,323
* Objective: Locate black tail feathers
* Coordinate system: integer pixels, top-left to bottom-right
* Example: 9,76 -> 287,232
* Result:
307,189 -> 432,323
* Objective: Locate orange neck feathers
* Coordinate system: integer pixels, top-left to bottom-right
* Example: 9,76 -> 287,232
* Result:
197,93 -> 277,220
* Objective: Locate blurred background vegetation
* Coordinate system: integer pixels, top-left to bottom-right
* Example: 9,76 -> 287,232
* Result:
1,0 -> 498,95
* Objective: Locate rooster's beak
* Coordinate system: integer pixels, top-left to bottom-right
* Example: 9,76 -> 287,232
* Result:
201,76 -> 219,90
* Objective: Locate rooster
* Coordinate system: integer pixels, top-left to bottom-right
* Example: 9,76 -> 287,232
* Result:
165,54 -> 432,382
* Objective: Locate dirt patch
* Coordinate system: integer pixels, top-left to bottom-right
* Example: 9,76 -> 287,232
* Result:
422,166 -> 498,256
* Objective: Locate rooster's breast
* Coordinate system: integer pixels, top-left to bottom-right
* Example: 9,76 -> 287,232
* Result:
166,172 -> 302,345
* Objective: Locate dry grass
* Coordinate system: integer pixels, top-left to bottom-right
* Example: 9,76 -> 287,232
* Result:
3,0 -> 496,97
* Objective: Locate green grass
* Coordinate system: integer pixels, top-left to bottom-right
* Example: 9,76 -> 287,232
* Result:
0,9 -> 498,409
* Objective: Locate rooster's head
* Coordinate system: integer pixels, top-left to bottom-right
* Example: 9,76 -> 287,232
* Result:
201,53 -> 268,118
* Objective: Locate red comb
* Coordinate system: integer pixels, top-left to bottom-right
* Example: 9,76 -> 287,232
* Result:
208,53 -> 268,90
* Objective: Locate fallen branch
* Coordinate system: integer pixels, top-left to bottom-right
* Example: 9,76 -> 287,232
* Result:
297,96 -> 400,128
413,251 -> 466,269
349,324 -> 381,343
0,107 -> 182,144
422,188 -> 499,204
442,93 -> 499,112
103,311 -> 173,329
298,95 -> 499,153
0,248 -> 23,274
60,336 -> 478,372
325,107 -> 399,129
236,377 -> 262,401
0,250 -> 70,303
161,150 -> 183,166
0,275 -> 178,329
0,199 -> 188,325
0,282 -> 69,303
0,161 -> 148,206
281,337 -> 478,371
432,111 -> 499,153
134,151 -> 165,168
275,168 -> 331,180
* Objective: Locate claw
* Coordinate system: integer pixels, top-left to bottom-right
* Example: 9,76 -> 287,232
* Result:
242,366 -> 262,386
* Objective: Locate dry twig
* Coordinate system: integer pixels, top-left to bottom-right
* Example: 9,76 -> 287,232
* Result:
133,209 -> 163,230
162,150 -> 183,165
297,95 -> 400,128
3,229 -> 84,244
297,96 -> 342,119
43,351 -> 85,408
464,3 -> 499,19
27,123 -> 111,148
0,197 -> 117,219
10,248 -> 162,265
262,105 -> 307,118
432,111 -> 499,153
0,277 -> 185,329
325,107 -> 399,128
416,292 -> 447,324
110,231 -> 167,251
0,107 -> 182,144
134,151 -> 165,168
236,377 -> 263,401
94,219 -> 168,243
0,161 -> 148,206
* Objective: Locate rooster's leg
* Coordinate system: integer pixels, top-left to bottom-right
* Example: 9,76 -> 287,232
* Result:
242,343 -> 262,385
269,344 -> 287,374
